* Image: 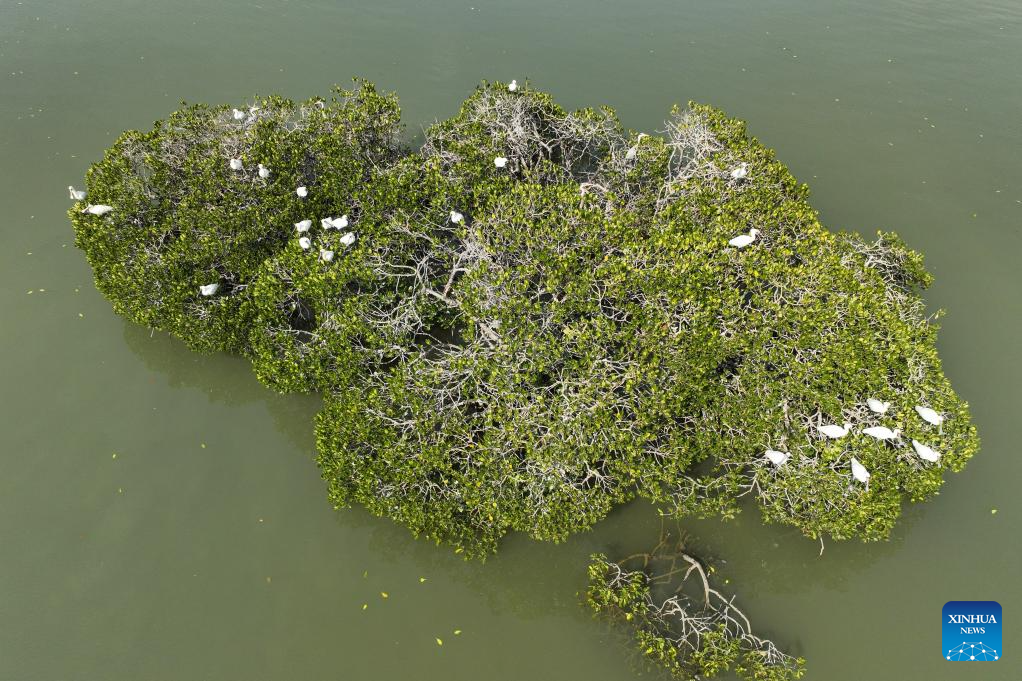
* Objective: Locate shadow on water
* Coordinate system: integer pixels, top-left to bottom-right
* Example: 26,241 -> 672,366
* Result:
118,319 -> 915,628
120,319 -> 322,454
335,489 -> 916,620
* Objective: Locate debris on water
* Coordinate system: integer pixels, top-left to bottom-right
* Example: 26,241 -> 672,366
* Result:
380,591 -> 388,599
436,638 -> 443,646
419,577 -> 427,583
454,630 -> 462,635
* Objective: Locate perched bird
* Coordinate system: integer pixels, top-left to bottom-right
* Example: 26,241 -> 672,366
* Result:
296,186 -> 308,198
199,283 -> 219,296
339,232 -> 356,247
450,210 -> 465,224
331,215 -> 349,229
295,219 -> 312,233
68,185 -> 86,201
321,218 -> 334,229
850,457 -> 871,483
867,398 -> 891,414
625,133 -> 648,161
914,405 -> 944,426
298,236 -> 311,250
730,163 -> 749,180
911,440 -> 940,463
232,108 -> 245,120
320,249 -> 334,262
764,449 -> 790,466
84,204 -> 114,215
819,422 -> 852,439
508,79 -> 518,92
229,158 -> 243,171
862,426 -> 900,441
257,164 -> 271,179
728,228 -> 760,249
494,156 -> 508,168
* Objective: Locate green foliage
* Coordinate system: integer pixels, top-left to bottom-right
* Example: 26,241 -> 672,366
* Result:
246,154 -> 460,392
586,553 -> 806,681
74,78 -> 981,680
74,78 -> 978,559
70,80 -> 401,354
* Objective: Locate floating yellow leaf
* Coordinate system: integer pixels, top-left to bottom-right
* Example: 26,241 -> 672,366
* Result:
436,638 -> 443,646
380,591 -> 388,599
454,630 -> 462,635
419,577 -> 427,583
362,603 -> 367,610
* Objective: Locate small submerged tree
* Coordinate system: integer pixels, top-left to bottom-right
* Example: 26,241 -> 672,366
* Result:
587,525 -> 805,681
71,79 -> 979,679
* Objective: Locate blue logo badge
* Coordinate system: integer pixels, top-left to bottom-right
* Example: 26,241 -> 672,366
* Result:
943,601 -> 1001,661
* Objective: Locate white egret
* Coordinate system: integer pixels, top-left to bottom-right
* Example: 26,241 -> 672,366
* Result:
914,405 -> 944,426
730,163 -> 749,180
296,186 -> 308,198
232,108 -> 245,120
320,249 -> 334,262
450,210 -> 464,224
867,398 -> 890,414
298,236 -> 311,250
850,457 -> 871,484
625,133 -> 648,161
321,218 -> 334,229
339,232 -> 356,247
257,164 -> 271,179
764,449 -> 790,466
862,426 -> 900,441
229,158 -> 243,171
819,422 -> 852,439
728,228 -> 760,249
295,219 -> 312,233
68,186 -> 86,200
199,283 -> 219,296
911,440 -> 940,463
508,79 -> 518,92
331,215 -> 349,229
494,156 -> 508,168
84,204 -> 113,215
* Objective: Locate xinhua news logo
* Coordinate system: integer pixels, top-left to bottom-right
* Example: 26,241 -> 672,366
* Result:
943,601 -> 1001,661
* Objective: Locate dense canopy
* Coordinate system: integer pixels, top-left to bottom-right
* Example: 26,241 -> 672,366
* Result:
71,78 -> 979,677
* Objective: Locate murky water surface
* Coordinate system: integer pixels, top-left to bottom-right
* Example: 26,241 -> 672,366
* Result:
1,1 -> 1019,678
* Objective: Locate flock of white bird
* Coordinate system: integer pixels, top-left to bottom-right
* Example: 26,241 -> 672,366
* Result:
764,400 -> 946,485
70,185 -> 113,216
718,160 -> 948,485
71,147 -> 475,300
75,102 -> 945,489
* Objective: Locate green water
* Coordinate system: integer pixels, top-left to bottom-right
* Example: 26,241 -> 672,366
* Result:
1,0 -> 1019,678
